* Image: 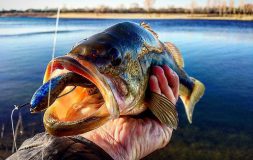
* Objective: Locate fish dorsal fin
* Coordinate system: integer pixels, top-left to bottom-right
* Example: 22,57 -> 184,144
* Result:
140,22 -> 158,38
148,92 -> 178,129
164,42 -> 184,68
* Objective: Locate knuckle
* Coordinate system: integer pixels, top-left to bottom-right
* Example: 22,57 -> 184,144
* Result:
170,96 -> 177,104
173,72 -> 179,82
174,72 -> 179,78
155,67 -> 164,76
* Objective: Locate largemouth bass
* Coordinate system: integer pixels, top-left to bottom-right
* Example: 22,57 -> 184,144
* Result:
30,22 -> 205,136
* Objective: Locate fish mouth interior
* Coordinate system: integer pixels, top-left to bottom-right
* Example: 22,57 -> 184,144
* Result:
48,69 -> 105,122
43,56 -> 112,123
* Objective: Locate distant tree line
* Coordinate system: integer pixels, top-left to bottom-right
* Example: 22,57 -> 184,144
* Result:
1,0 -> 253,15
191,0 -> 253,15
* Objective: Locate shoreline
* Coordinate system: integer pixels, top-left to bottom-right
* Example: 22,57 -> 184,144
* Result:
1,12 -> 253,21
51,13 -> 253,21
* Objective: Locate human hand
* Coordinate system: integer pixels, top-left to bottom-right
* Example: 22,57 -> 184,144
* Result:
82,65 -> 179,160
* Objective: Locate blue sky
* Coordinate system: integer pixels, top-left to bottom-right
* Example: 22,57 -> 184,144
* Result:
1,0 -> 252,10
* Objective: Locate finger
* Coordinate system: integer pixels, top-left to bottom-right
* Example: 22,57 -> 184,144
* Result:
162,65 -> 179,100
152,66 -> 176,104
149,75 -> 161,94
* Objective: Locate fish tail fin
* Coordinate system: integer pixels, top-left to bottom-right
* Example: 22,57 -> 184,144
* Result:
179,77 -> 205,123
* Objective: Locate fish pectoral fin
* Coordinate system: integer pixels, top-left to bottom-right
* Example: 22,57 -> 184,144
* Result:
179,77 -> 205,123
164,42 -> 184,68
148,92 -> 178,129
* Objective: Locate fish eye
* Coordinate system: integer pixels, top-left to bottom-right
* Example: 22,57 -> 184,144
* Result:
109,48 -> 121,66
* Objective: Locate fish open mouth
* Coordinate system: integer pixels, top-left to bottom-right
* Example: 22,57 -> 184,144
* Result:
41,56 -> 119,136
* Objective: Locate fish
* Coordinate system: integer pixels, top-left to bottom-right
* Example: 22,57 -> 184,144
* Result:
30,22 -> 205,136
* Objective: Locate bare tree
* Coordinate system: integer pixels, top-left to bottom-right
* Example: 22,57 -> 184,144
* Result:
190,0 -> 197,15
206,0 -> 211,14
244,4 -> 253,15
95,5 -> 109,13
211,0 -> 220,14
144,0 -> 155,12
215,0 -> 223,16
222,0 -> 227,15
239,0 -> 245,14
118,3 -> 125,10
229,0 -> 235,14
62,4 -> 68,12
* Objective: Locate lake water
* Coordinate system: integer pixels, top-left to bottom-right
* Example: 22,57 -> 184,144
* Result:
0,17 -> 253,159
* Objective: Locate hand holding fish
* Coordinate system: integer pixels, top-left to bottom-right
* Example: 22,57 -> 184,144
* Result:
82,65 -> 179,160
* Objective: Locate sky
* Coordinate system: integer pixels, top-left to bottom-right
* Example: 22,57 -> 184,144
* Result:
0,0 -> 252,10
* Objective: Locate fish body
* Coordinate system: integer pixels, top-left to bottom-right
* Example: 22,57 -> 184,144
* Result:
30,22 -> 205,136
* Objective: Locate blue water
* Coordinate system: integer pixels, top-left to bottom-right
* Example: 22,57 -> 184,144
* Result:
0,17 -> 253,158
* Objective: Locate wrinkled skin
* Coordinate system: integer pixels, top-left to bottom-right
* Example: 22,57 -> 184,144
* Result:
82,65 -> 179,160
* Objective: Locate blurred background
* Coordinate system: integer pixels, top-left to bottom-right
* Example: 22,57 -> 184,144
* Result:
0,0 -> 253,159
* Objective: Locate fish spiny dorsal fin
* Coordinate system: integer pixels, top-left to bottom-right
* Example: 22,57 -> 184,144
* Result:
140,22 -> 158,38
164,42 -> 184,68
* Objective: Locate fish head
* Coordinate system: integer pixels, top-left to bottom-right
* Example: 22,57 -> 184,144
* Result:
41,27 -> 147,136
68,30 -> 148,113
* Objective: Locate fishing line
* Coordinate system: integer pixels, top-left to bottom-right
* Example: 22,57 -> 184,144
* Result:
48,7 -> 61,109
10,5 -> 62,158
57,86 -> 77,98
11,103 -> 30,154
43,6 -> 61,160
11,85 -> 75,113
11,106 -> 18,153
10,85 -> 74,156
14,103 -> 30,109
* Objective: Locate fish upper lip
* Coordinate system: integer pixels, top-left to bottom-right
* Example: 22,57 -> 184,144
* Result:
44,55 -> 120,119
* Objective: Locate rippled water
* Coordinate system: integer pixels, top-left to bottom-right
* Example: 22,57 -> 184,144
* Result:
0,17 -> 253,159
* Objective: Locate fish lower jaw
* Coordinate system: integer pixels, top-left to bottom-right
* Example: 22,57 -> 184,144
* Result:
43,86 -> 110,136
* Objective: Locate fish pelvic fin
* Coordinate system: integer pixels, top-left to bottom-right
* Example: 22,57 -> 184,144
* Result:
179,77 -> 205,123
148,92 -> 178,129
164,42 -> 184,68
